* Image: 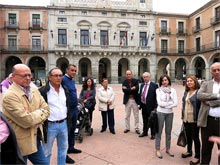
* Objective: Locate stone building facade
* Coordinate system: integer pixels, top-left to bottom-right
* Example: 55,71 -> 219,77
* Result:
0,0 -> 219,83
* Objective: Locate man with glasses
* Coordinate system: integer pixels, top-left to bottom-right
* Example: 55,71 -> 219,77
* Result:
39,67 -> 74,164
62,64 -> 82,156
2,64 -> 50,164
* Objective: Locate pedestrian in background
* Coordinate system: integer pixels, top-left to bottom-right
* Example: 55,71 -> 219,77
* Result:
197,62 -> 220,164
0,73 -> 13,93
79,77 -> 96,123
39,67 -> 74,164
122,70 -> 140,134
97,78 -> 116,134
155,74 -> 178,159
2,64 -> 50,164
62,64 -> 82,154
181,75 -> 201,165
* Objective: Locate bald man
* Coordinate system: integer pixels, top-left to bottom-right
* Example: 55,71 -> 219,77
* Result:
2,64 -> 50,164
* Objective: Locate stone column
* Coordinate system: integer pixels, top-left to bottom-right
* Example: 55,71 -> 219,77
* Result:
110,56 -> 118,84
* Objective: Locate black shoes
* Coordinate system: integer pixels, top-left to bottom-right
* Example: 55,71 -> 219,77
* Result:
166,150 -> 174,157
156,151 -> 163,159
150,135 -> 155,140
110,130 -> 116,134
135,129 -> 140,134
139,133 -> 148,137
190,159 -> 200,165
181,151 -> 192,158
124,129 -> 130,133
67,148 -> 82,154
66,155 -> 75,164
100,129 -> 106,133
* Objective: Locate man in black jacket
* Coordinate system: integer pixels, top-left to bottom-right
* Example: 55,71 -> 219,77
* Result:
39,67 -> 74,164
138,72 -> 158,139
122,70 -> 140,134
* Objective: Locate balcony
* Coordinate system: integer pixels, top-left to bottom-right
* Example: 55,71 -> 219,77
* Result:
159,28 -> 171,35
176,29 -> 187,36
210,16 -> 220,25
29,22 -> 43,32
192,25 -> 201,34
4,21 -> 19,31
0,45 -> 46,52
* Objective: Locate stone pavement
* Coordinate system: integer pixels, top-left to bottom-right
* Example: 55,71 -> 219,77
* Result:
0,84 -> 218,165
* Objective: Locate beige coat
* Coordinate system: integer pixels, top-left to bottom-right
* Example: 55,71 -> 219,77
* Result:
2,83 -> 50,156
197,80 -> 220,127
97,86 -> 115,111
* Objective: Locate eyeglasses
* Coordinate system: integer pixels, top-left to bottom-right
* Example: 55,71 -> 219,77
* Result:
15,73 -> 32,78
51,74 -> 62,78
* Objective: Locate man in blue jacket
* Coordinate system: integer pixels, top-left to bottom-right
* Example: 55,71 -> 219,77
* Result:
62,64 -> 82,154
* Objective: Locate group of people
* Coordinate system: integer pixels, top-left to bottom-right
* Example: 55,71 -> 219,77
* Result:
0,62 -> 220,165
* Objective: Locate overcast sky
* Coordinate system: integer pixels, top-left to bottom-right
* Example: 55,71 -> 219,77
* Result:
0,0 -> 211,14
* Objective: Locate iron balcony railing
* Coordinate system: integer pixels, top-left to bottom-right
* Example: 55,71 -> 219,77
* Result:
29,22 -> 44,30
159,28 -> 171,35
4,21 -> 19,29
0,45 -> 46,52
176,29 -> 187,36
210,16 -> 220,25
192,24 -> 201,33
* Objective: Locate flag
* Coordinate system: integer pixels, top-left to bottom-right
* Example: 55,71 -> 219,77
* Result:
120,32 -> 127,46
145,33 -> 149,46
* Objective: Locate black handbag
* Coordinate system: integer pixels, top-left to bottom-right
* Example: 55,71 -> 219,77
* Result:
177,124 -> 187,147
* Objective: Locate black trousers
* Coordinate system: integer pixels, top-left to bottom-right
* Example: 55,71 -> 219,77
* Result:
201,116 -> 220,164
183,122 -> 200,159
141,107 -> 155,136
101,109 -> 115,131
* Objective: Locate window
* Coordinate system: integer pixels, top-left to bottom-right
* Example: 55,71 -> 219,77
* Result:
140,0 -> 145,3
8,35 -> 17,50
161,20 -> 167,32
161,39 -> 168,53
81,10 -> 87,15
121,13 -> 126,17
215,30 -> 220,47
58,17 -> 67,22
58,29 -> 67,45
215,6 -> 220,22
32,14 -> 40,28
102,11 -> 107,16
32,36 -> 41,50
80,30 -> 90,46
178,40 -> 184,53
120,31 -> 127,46
59,10 -> 65,14
8,13 -> 16,25
196,37 -> 200,51
139,21 -> 147,26
195,17 -> 200,30
100,30 -> 108,46
139,32 -> 148,47
178,22 -> 184,33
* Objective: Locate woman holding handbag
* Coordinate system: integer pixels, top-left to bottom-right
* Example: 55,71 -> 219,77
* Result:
181,75 -> 201,165
79,77 -> 96,123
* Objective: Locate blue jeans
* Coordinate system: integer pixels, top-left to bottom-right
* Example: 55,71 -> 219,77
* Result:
68,108 -> 78,150
23,137 -> 48,165
42,120 -> 68,165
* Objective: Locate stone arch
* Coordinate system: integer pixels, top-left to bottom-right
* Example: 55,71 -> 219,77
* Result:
117,22 -> 131,28
157,58 -> 171,81
118,58 -> 129,83
56,57 -> 69,75
174,58 -> 187,80
99,58 -> 111,83
191,56 -> 206,79
5,56 -> 22,77
209,52 -> 220,64
138,58 -> 150,81
28,56 -> 46,80
78,57 -> 92,83
77,20 -> 92,26
97,21 -> 112,28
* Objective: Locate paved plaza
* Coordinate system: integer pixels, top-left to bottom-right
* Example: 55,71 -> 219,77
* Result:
0,84 -> 218,165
